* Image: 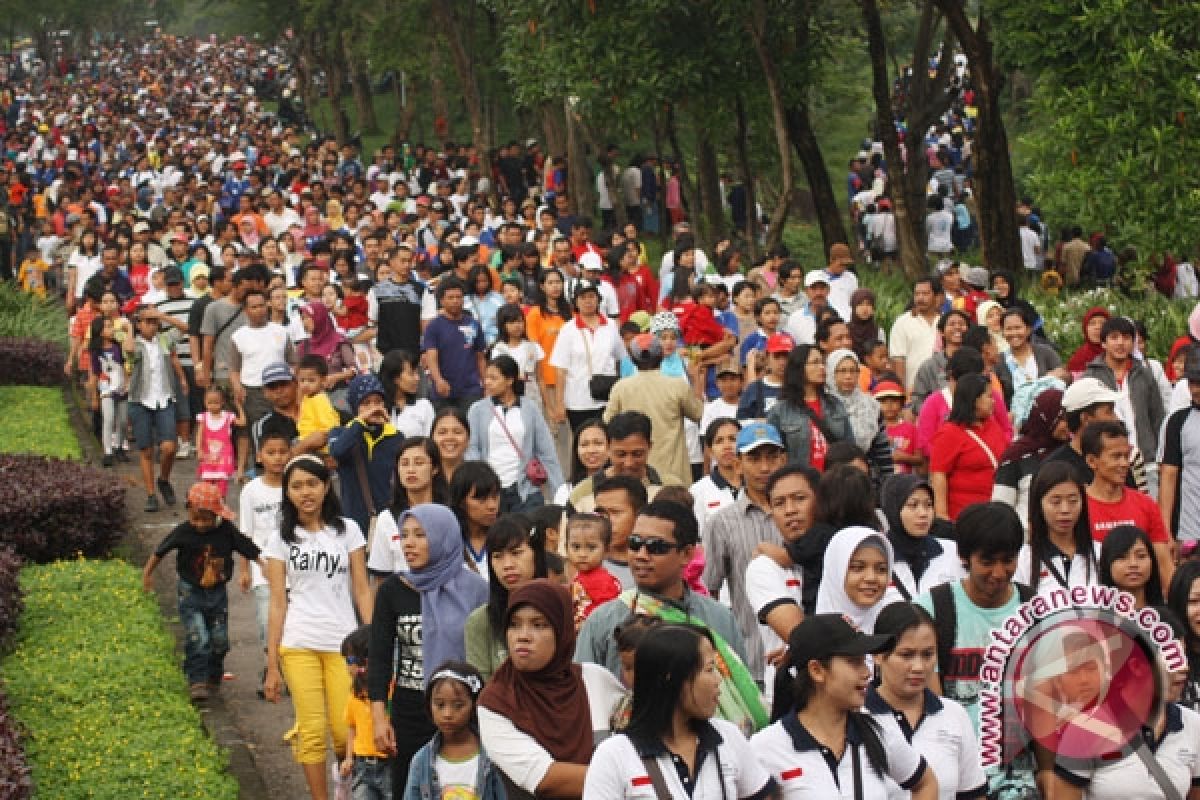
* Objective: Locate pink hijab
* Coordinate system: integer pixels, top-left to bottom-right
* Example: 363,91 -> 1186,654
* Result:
300,302 -> 344,358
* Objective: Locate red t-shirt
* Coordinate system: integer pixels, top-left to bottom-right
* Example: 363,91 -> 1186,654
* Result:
1087,489 -> 1170,543
929,417 -> 1006,521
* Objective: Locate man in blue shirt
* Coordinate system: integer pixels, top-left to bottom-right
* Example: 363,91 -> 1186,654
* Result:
421,276 -> 486,414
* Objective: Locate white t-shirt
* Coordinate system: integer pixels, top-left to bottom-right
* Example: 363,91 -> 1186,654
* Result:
70,251 -> 103,298
549,318 -> 624,412
752,712 -> 928,800
744,554 -> 804,703
366,509 -> 409,575
392,398 -> 435,439
701,398 -> 739,434
865,689 -> 986,800
238,477 -> 283,587
436,752 -> 481,800
1019,227 -> 1041,270
583,718 -> 773,800
480,662 -> 625,794
882,540 -> 964,605
1013,542 -> 1101,595
493,340 -> 545,384
691,472 -> 738,543
889,312 -> 939,390
263,518 -> 366,652
231,322 -> 290,387
489,404 -> 525,488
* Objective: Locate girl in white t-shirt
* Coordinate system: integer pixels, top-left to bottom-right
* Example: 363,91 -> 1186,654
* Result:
262,454 -> 373,800
367,436 -> 449,579
868,602 -> 986,800
379,349 -> 435,439
1015,461 -> 1100,594
492,303 -> 546,411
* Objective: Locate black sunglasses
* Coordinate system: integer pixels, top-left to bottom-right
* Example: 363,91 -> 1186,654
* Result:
627,535 -> 681,555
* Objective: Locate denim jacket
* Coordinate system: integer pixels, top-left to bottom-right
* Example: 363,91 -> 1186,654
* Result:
766,391 -> 852,467
404,733 -> 507,800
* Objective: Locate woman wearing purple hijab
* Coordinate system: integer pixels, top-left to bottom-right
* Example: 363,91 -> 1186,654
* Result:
992,387 -> 1069,528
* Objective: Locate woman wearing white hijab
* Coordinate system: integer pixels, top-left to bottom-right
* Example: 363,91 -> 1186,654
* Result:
815,525 -> 895,633
825,347 -> 895,482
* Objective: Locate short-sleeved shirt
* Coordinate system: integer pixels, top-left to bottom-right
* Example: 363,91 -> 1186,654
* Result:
238,477 -> 283,587
154,519 -> 261,588
231,322 -> 290,387
344,694 -> 388,758
751,712 -> 927,800
200,298 -> 246,380
744,554 -> 804,700
583,718 -> 775,800
889,312 -> 939,390
1087,488 -> 1170,544
1056,703 -> 1200,800
421,312 -> 486,400
928,419 -> 1007,521
865,688 -> 986,800
262,518 -> 366,652
1162,405 -> 1200,541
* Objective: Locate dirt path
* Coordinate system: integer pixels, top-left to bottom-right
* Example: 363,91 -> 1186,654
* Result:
70,389 -> 310,799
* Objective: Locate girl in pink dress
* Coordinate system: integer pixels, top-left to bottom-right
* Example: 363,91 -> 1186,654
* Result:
195,386 -> 245,497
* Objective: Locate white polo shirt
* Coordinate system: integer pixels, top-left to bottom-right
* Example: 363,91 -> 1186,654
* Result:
1013,542 -> 1101,594
1056,703 -> 1200,800
691,469 -> 738,542
548,317 -> 624,412
865,687 -> 986,800
883,539 -> 964,605
751,711 -> 927,800
744,554 -> 805,702
583,718 -> 776,800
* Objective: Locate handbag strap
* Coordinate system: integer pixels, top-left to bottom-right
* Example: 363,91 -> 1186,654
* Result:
353,444 -> 377,518
580,324 -> 595,378
852,740 -> 864,800
964,427 -> 999,470
1136,737 -> 1183,800
491,404 -> 525,461
641,756 -> 673,800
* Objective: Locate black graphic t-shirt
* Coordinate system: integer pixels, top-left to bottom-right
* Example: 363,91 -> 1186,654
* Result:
368,576 -> 425,697
154,519 -> 261,588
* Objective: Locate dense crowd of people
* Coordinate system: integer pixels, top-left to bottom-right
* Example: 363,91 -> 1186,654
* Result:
9,31 -> 1200,800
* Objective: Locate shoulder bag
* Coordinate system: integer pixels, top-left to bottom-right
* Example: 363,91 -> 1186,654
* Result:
493,404 -> 548,486
580,324 -> 617,402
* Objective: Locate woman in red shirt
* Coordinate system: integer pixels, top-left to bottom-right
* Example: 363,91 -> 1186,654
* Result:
930,372 -> 1008,521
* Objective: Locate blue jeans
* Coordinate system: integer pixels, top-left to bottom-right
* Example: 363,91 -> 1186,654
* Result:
177,581 -> 229,685
352,756 -> 392,800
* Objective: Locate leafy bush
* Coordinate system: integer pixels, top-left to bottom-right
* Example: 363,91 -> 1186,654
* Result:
0,338 -> 65,387
0,455 -> 126,563
0,387 -> 81,460
0,284 -> 68,348
0,547 -> 22,646
0,690 -> 30,800
2,560 -> 239,799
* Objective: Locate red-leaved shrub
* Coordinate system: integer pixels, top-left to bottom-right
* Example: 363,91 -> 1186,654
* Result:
0,339 -> 65,387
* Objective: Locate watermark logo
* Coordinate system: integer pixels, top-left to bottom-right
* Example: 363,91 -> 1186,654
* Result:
979,584 -> 1182,769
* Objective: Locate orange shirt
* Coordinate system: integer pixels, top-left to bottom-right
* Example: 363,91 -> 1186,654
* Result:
526,306 -> 568,387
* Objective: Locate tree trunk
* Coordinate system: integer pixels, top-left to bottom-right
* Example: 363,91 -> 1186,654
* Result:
695,127 -> 725,246
665,103 -> 704,248
565,100 -> 594,220
733,96 -> 761,260
785,104 -> 849,257
861,0 -> 932,278
745,0 -> 793,252
934,1 -> 1022,272
431,0 -> 489,159
430,39 -> 449,146
345,35 -> 379,135
321,32 -> 350,146
539,102 -> 566,157
391,72 -> 418,145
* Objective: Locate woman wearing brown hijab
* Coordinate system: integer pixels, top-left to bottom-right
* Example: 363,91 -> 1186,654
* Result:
479,580 -> 624,800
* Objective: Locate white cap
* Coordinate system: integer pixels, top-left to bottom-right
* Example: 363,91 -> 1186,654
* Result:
458,235 -> 479,247
804,269 -> 830,288
579,251 -> 604,272
1062,377 -> 1121,413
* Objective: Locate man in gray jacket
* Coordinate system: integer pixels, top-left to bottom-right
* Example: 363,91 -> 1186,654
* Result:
1084,316 -> 1165,492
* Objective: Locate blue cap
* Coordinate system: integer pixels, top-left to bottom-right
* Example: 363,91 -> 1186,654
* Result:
261,362 -> 294,385
346,373 -> 387,412
736,422 -> 784,454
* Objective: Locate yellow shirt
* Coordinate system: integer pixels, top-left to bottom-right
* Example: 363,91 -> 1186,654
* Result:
18,258 -> 48,297
343,694 -> 388,758
297,392 -> 341,450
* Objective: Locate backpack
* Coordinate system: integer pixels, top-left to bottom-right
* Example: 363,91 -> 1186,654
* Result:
930,581 -> 1034,681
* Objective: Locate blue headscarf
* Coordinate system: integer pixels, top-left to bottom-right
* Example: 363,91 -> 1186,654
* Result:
398,504 -> 489,684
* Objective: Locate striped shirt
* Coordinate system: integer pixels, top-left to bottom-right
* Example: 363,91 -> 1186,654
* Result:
156,294 -> 195,366
701,490 -> 781,682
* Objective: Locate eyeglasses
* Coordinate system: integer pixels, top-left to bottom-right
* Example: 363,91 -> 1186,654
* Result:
345,656 -> 363,666
627,535 -> 681,555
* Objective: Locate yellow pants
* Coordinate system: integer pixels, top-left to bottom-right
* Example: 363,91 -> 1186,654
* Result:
279,647 -> 352,764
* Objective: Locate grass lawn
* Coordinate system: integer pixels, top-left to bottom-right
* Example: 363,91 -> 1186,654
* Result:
0,386 -> 81,460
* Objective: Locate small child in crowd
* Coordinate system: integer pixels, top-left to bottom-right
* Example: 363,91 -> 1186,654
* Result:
404,661 -> 504,800
296,354 -> 342,458
142,481 -> 264,703
566,513 -> 621,629
340,626 -> 392,800
737,332 -> 792,421
196,385 -> 244,498
738,296 -> 782,381
17,249 -> 49,297
875,380 -> 922,474
609,615 -> 664,732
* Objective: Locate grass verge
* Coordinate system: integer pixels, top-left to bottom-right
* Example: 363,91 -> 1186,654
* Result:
0,387 -> 81,460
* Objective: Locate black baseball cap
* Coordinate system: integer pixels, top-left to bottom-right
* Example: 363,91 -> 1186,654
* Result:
163,265 -> 185,285
787,614 -> 893,666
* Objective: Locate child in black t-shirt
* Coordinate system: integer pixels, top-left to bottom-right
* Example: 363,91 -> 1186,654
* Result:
142,480 -> 265,702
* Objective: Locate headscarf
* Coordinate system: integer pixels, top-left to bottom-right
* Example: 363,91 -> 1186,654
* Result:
1167,335 -> 1194,383
1002,387 -> 1064,463
880,474 -> 943,586
815,526 -> 895,633
825,348 -> 880,451
1066,307 -> 1111,373
300,301 -> 344,358
786,521 -> 837,615
846,287 -> 880,353
397,505 -> 489,686
1190,302 -> 1200,342
479,580 -> 594,764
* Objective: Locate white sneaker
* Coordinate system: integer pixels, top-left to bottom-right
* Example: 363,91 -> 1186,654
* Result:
177,440 -> 191,459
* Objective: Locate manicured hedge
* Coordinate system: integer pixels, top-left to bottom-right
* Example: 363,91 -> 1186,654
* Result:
0,387 -> 81,460
0,547 -> 29,800
0,338 -> 65,387
2,560 -> 238,799
0,455 -> 126,563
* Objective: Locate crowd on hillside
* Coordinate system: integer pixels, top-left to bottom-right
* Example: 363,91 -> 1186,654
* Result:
9,32 -> 1200,800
